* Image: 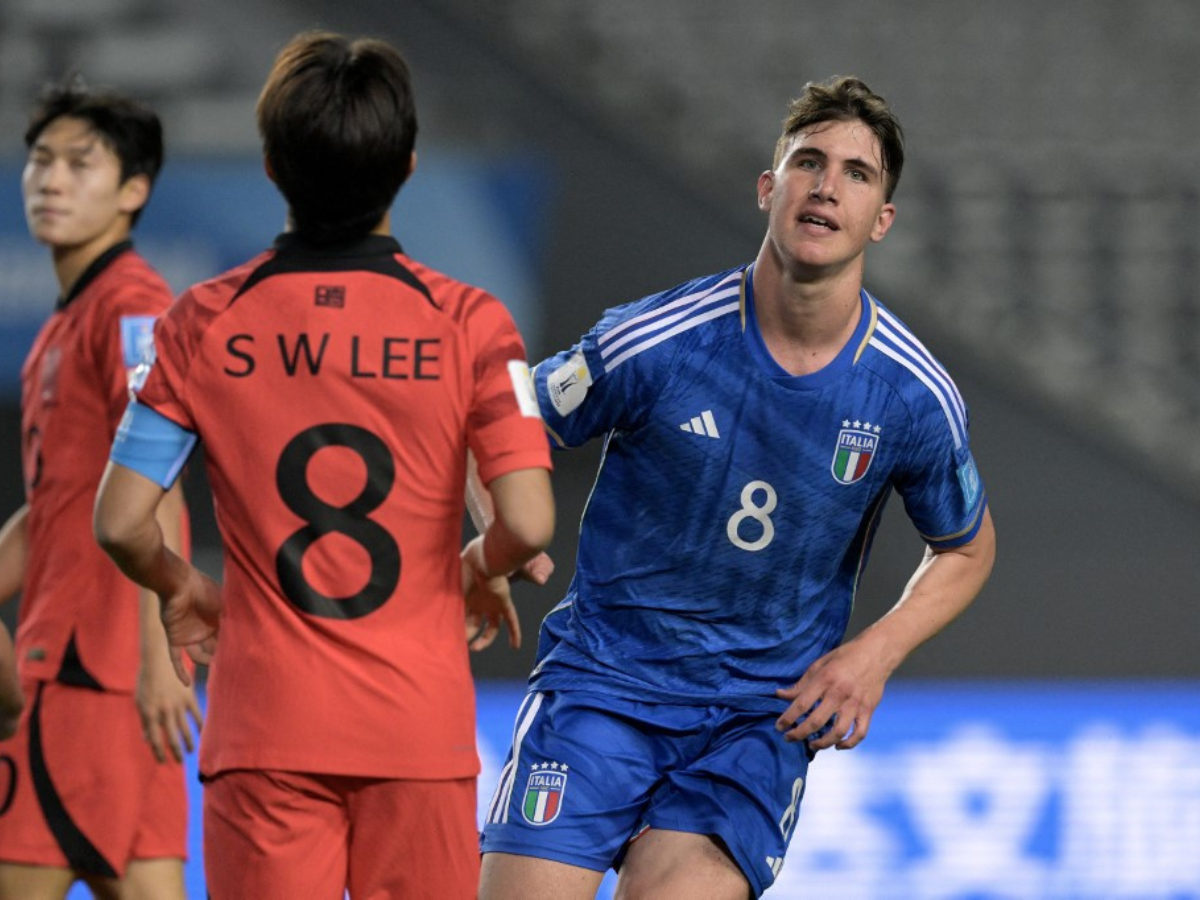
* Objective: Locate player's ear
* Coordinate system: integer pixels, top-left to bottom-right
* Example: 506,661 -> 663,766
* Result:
869,202 -> 897,243
117,174 -> 150,217
406,151 -> 417,179
757,170 -> 775,212
263,155 -> 276,184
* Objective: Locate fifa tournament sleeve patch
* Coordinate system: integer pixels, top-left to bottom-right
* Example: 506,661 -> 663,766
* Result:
120,315 -> 158,394
957,454 -> 981,507
507,360 -> 542,418
546,351 -> 593,417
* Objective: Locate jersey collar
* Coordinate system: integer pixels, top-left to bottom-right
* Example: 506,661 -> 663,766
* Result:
741,263 -> 877,391
56,239 -> 133,310
273,232 -> 405,259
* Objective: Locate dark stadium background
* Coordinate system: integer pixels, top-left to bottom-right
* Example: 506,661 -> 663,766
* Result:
1,2 -> 1197,897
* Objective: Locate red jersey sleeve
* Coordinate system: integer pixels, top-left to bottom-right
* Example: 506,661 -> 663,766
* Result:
136,290 -> 200,432
88,276 -> 173,434
463,291 -> 552,485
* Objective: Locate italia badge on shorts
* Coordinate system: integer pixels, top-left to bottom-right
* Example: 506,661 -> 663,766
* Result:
522,762 -> 568,826
831,420 -> 881,485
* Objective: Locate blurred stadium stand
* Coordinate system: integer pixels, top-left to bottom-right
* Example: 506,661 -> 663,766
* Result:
1,0 -> 1198,682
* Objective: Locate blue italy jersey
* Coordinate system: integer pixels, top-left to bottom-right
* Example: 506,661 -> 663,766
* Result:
531,264 -> 986,712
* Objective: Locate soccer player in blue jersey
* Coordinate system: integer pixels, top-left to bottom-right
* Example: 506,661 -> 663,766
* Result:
477,76 -> 996,899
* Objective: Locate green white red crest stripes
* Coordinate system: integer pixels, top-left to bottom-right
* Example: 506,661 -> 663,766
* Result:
521,766 -> 568,825
831,427 -> 879,484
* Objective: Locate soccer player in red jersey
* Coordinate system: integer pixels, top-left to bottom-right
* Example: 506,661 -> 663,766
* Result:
0,79 -> 199,899
94,31 -> 555,899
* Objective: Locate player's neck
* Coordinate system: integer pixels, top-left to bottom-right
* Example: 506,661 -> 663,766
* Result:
751,255 -> 864,376
49,226 -> 132,298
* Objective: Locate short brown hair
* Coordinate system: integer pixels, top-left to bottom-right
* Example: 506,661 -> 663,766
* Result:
257,31 -> 418,244
773,76 -> 904,202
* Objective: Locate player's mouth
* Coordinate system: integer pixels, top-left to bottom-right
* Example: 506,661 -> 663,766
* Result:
798,213 -> 838,231
30,206 -> 67,222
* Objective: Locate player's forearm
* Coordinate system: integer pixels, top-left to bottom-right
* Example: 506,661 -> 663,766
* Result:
0,504 -> 30,604
477,468 -> 554,576
854,507 -> 995,676
138,483 -> 186,657
465,451 -> 495,534
95,462 -> 191,600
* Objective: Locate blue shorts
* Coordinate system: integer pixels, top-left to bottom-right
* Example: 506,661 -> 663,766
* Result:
479,690 -> 812,897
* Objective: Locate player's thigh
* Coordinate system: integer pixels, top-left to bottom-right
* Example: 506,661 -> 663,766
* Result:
641,708 -> 812,897
346,777 -> 477,900
204,769 -> 347,900
481,691 -> 707,873
0,861 -> 74,900
616,829 -> 750,900
108,857 -> 185,900
479,851 -> 606,900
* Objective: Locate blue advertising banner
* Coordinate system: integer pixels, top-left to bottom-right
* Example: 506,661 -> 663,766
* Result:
0,151 -> 550,398
63,679 -> 1200,899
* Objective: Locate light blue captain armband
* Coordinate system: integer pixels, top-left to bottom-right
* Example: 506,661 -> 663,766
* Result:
110,401 -> 198,489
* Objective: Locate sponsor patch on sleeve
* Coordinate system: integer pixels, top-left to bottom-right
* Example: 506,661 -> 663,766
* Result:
956,455 -> 981,508
507,360 -> 542,418
120,315 -> 158,394
546,352 -> 592,417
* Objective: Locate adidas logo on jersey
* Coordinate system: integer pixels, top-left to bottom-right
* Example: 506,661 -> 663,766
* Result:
679,410 -> 720,438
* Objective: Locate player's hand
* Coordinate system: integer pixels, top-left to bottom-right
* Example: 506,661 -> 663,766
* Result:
0,630 -> 23,741
137,649 -> 203,763
774,637 -> 888,751
159,565 -> 223,687
461,537 -> 522,651
0,683 -> 22,742
514,551 -> 555,586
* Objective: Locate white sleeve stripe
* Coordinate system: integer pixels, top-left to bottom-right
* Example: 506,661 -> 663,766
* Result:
874,303 -> 950,377
598,283 -> 740,361
487,691 -> 544,825
597,270 -> 742,349
869,337 -> 965,449
874,319 -> 967,424
875,307 -> 966,418
604,301 -> 740,372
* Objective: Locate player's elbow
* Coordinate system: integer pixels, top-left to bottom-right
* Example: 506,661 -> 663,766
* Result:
93,490 -> 146,565
488,467 -> 555,556
494,493 -> 555,560
93,502 -> 138,562
505,505 -> 555,558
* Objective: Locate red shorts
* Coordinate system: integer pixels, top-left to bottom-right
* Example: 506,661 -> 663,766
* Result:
204,769 -> 478,900
0,680 -> 188,877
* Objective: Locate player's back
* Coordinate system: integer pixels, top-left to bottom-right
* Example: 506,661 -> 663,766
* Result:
142,233 -> 513,778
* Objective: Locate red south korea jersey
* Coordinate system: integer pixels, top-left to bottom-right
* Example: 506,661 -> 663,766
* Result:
136,232 -> 550,779
19,242 -> 176,692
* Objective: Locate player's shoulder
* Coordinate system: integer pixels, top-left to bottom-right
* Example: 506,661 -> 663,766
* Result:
398,254 -> 504,325
858,291 -> 969,434
177,250 -> 275,313
588,265 -> 747,372
89,247 -> 174,313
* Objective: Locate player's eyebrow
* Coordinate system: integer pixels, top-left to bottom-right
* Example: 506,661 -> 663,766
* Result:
789,145 -> 881,179
31,137 -> 101,158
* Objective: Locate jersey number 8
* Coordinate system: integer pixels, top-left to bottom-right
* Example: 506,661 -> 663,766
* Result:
275,423 -> 401,619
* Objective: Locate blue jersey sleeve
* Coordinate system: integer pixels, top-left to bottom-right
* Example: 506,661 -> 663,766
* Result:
110,400 -> 198,489
533,269 -> 745,449
894,401 -> 987,548
534,306 -> 663,448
